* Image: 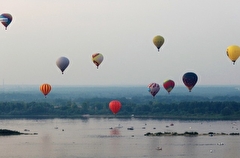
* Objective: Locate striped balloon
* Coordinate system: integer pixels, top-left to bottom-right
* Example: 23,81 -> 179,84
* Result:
148,83 -> 160,98
40,83 -> 51,97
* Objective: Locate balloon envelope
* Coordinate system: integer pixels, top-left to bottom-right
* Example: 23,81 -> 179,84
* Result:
148,83 -> 160,97
92,53 -> 103,68
182,72 -> 198,92
163,80 -> 175,93
226,45 -> 240,64
0,18 -> 8,22
56,57 -> 69,74
0,13 -> 12,30
153,35 -> 164,51
40,83 -> 51,97
109,100 -> 121,114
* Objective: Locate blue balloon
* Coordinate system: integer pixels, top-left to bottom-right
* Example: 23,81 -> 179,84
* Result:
182,72 -> 198,92
56,57 -> 70,74
0,13 -> 12,30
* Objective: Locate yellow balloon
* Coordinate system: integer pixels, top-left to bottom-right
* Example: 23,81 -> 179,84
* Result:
226,45 -> 240,64
153,35 -> 164,52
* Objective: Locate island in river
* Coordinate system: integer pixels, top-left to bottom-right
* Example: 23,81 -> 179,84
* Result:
0,129 -> 37,136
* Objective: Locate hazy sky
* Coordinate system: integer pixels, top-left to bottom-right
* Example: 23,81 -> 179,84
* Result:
1,0 -> 240,86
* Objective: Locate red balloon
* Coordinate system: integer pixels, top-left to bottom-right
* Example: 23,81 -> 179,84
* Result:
109,100 -> 121,114
163,80 -> 175,94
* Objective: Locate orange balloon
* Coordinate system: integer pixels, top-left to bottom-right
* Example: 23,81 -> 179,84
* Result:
109,100 -> 121,114
40,83 -> 51,97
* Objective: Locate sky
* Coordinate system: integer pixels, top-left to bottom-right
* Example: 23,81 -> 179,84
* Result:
1,0 -> 240,87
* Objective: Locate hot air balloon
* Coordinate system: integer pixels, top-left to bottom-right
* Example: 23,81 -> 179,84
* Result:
92,53 -> 103,69
0,13 -> 12,30
163,80 -> 175,94
226,45 -> 240,65
148,83 -> 160,98
40,83 -> 51,97
182,72 -> 198,92
56,57 -> 69,74
109,100 -> 121,114
153,35 -> 164,52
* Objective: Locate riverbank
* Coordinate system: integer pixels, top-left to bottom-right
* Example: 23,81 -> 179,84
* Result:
0,114 -> 239,120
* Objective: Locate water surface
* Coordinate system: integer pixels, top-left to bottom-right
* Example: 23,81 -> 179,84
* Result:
0,118 -> 239,158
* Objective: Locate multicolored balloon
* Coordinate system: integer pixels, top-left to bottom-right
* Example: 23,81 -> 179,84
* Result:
0,13 -> 12,30
226,45 -> 240,65
92,53 -> 104,69
148,83 -> 160,98
163,79 -> 175,94
153,35 -> 164,52
182,72 -> 198,92
109,100 -> 121,114
56,57 -> 70,74
40,83 -> 51,97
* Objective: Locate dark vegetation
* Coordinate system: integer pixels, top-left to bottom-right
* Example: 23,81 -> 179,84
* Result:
0,129 -> 21,135
0,85 -> 240,119
144,131 -> 239,136
0,99 -> 240,119
0,129 -> 37,136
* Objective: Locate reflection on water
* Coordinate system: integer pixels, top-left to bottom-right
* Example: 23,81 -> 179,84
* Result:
110,128 -> 121,136
40,134 -> 52,157
0,118 -> 239,158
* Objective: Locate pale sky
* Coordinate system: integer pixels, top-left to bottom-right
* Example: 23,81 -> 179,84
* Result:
1,0 -> 240,86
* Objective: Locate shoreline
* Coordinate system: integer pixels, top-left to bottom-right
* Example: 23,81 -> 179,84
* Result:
0,115 -> 239,120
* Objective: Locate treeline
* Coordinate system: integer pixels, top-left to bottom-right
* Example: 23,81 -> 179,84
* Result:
0,98 -> 240,119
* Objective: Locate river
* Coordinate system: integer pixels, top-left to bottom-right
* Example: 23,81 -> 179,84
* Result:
0,118 -> 239,158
